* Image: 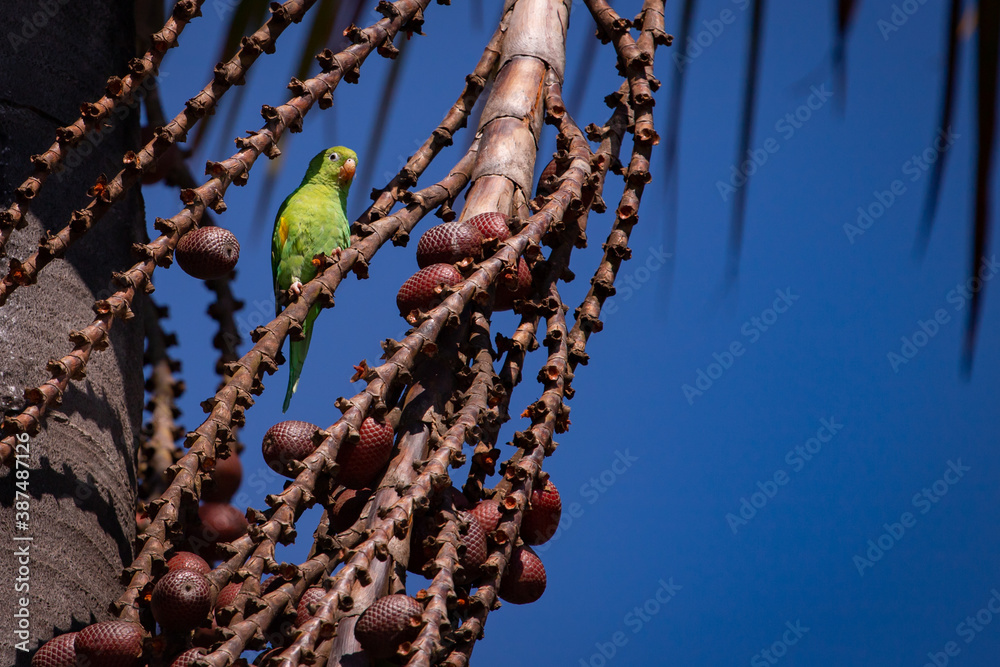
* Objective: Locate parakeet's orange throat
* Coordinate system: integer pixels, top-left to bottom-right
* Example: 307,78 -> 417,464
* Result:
340,158 -> 356,183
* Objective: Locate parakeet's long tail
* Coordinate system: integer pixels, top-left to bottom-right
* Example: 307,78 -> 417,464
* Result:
282,304 -> 320,412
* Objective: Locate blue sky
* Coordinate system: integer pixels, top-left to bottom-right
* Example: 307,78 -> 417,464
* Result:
143,1 -> 1000,665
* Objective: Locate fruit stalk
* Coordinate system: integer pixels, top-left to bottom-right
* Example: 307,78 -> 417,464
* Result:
0,0 -> 433,469
441,281 -> 569,665
460,311 -> 508,501
265,187 -> 598,659
108,144 -> 476,624
0,0 -> 322,306
138,298 -> 185,503
326,333 -> 464,665
568,1 -> 667,369
407,512 -> 462,665
459,0 -> 573,223
359,19 -> 506,226
406,316 -> 498,664
0,0 -> 207,253
197,511 -> 353,667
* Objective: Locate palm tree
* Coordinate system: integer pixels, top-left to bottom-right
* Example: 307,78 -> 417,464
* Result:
1,0 -> 995,665
1,0 -> 665,664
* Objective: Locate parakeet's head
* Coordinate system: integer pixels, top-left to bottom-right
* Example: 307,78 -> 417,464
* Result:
305,146 -> 357,188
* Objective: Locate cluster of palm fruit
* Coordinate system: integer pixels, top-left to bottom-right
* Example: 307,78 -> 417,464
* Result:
48,222 -> 569,662
15,0 -> 664,662
36,410 -> 563,667
396,212 -> 531,320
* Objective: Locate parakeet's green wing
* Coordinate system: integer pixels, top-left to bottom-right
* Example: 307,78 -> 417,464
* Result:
271,146 -> 356,412
271,196 -> 289,312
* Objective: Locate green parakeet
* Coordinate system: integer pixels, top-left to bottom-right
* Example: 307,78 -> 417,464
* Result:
272,146 -> 356,412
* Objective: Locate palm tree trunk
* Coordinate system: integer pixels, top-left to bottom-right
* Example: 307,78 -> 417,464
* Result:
0,1 -> 144,663
460,0 -> 571,222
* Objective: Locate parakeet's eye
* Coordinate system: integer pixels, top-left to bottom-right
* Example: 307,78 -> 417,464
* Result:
328,152 -> 339,162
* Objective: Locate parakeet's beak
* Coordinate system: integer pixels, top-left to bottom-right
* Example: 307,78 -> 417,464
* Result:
340,158 -> 356,182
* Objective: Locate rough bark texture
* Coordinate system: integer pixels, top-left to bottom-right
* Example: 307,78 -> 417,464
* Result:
0,2 -> 144,665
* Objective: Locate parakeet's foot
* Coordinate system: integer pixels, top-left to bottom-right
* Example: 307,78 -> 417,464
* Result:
329,247 -> 343,261
289,280 -> 304,298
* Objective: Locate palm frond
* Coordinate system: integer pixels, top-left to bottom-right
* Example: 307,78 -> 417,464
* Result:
659,0 -> 697,312
293,0 -> 342,82
663,0 -> 697,185
189,0 -> 270,153
915,0 -> 964,255
356,39 -> 410,205
832,0 -> 859,112
963,0 -> 999,373
724,0 -> 767,288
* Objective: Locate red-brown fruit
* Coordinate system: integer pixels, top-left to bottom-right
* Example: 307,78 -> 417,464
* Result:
458,510 -> 487,572
353,594 -> 423,659
295,587 -> 327,626
498,546 -> 546,605
465,212 -> 511,241
408,511 -> 486,576
396,264 -> 463,317
175,226 -> 240,280
262,420 -> 320,477
415,222 -> 484,268
215,575 -> 284,612
336,417 -> 394,488
74,622 -> 144,667
167,551 -> 211,575
170,648 -> 207,667
31,632 -> 75,667
215,576 -> 280,613
215,581 -> 242,609
197,502 -> 248,544
469,498 -> 502,534
493,258 -> 532,311
202,453 -> 242,503
152,569 -> 214,632
535,159 -> 560,198
521,479 -> 562,545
